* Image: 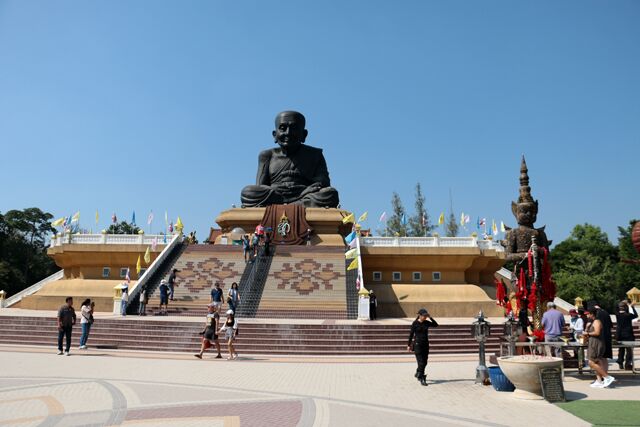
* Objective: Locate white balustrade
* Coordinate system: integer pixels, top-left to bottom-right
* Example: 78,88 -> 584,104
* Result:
360,236 -> 504,251
49,234 -> 170,248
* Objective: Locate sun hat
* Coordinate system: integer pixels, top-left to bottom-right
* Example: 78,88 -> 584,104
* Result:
226,309 -> 234,315
160,279 -> 167,284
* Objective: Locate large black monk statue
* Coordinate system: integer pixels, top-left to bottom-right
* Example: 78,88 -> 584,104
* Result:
240,111 -> 340,208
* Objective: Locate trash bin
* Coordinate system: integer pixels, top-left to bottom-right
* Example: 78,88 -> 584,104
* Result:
488,366 -> 515,392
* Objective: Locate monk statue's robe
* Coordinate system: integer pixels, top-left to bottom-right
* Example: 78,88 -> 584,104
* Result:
241,145 -> 339,208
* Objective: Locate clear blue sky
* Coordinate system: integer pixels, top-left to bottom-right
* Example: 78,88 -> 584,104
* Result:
1,1 -> 639,245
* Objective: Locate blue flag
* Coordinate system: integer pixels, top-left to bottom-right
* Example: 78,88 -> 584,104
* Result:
401,214 -> 407,226
131,211 -> 136,225
345,231 -> 357,245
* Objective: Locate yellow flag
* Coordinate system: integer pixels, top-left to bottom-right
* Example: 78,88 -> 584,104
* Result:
345,248 -> 359,259
342,213 -> 355,224
71,211 -> 80,223
51,217 -> 65,227
438,212 -> 445,225
95,210 -> 99,225
357,212 -> 368,223
136,255 -> 141,275
176,216 -> 184,232
460,212 -> 465,226
347,257 -> 359,271
500,221 -> 506,232
492,219 -> 498,236
144,246 -> 151,264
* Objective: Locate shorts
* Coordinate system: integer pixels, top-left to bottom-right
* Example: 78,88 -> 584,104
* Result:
225,328 -> 235,341
160,296 -> 168,305
213,301 -> 222,309
204,327 -> 216,341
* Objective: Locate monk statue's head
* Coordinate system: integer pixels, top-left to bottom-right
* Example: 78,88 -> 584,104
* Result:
273,111 -> 308,154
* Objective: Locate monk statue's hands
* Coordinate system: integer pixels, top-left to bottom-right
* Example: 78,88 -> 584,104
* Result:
299,183 -> 323,197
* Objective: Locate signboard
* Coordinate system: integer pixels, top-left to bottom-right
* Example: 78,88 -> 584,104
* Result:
538,367 -> 565,402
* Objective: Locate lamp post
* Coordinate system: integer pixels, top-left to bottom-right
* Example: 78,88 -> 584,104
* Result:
472,310 -> 491,385
503,313 -> 520,356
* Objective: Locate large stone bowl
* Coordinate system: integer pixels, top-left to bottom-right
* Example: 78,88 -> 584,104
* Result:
497,355 -> 563,400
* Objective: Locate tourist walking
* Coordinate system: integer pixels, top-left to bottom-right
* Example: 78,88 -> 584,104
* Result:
369,290 -> 377,320
79,299 -> 93,349
195,304 -> 222,359
159,279 -> 169,315
120,285 -> 129,316
264,231 -> 272,256
407,308 -> 438,386
57,297 -> 76,356
219,309 -> 239,360
615,301 -> 638,370
211,282 -> 223,312
168,268 -> 179,301
541,301 -> 565,357
594,302 -> 613,374
584,310 -> 616,388
138,285 -> 148,316
227,282 -> 241,314
242,235 -> 251,262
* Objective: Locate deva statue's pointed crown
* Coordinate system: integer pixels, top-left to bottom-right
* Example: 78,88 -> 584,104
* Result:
511,156 -> 539,226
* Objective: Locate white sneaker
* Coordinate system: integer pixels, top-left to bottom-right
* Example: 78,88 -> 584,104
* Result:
79,345 -> 87,349
57,350 -> 63,355
590,381 -> 605,388
65,351 -> 70,356
603,376 -> 616,387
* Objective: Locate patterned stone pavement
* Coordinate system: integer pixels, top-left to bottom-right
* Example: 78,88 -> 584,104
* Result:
4,346 -> 638,426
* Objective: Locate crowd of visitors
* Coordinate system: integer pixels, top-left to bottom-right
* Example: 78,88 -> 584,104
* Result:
241,224 -> 273,263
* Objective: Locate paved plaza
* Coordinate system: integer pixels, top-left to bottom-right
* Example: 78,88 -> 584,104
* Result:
1,345 -> 639,426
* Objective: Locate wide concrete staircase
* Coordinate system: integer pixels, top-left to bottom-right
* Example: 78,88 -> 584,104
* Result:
146,245 -> 246,316
0,314 -> 506,355
255,246 -> 350,319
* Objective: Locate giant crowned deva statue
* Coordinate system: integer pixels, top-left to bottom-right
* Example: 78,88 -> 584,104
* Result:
502,156 -> 556,331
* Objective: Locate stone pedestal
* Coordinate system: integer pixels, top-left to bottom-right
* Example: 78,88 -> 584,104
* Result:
215,207 -> 351,246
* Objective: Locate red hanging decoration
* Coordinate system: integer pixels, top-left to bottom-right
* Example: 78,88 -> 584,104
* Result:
495,278 -> 506,306
528,281 -> 538,311
516,266 -> 526,300
527,250 -> 533,278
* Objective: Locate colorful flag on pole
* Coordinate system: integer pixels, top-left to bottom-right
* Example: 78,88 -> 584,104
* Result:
348,238 -> 358,249
71,211 -> 80,223
357,212 -> 368,223
379,211 -> 387,223
151,237 -> 158,251
169,222 -> 174,233
492,219 -> 498,236
131,211 -> 136,225
401,214 -> 407,226
125,267 -> 130,284
144,246 -> 151,264
95,210 -> 99,225
464,215 -> 470,224
500,221 -> 506,232
460,212 -> 465,226
175,216 -> 183,232
356,275 -> 361,290
347,257 -> 359,271
476,216 -> 481,230
342,213 -> 355,224
344,231 -> 357,245
345,248 -> 359,259
136,255 -> 141,275
63,215 -> 71,227
112,213 -> 117,224
147,211 -> 154,225
438,212 -> 445,225
51,217 -> 65,227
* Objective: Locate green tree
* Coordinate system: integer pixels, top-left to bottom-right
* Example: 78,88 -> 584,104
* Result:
445,212 -> 459,237
106,221 -> 141,234
551,224 -> 621,311
615,219 -> 640,298
408,183 -> 434,237
0,208 -> 57,297
385,192 -> 408,237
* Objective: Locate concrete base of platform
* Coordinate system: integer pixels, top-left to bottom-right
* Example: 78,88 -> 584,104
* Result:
215,207 -> 350,246
366,283 -> 504,317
